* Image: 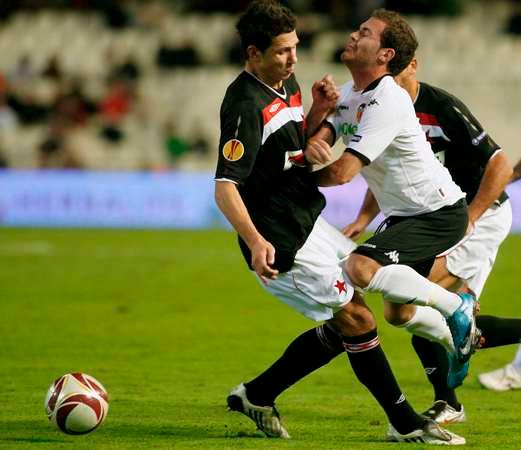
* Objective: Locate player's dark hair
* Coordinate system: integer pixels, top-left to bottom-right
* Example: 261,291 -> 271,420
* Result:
371,9 -> 418,76
236,0 -> 297,59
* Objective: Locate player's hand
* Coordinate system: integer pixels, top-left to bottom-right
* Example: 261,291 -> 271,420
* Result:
342,221 -> 366,241
250,237 -> 279,284
312,74 -> 339,111
305,138 -> 332,165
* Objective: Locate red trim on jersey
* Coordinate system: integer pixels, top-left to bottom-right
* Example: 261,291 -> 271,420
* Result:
262,99 -> 287,125
416,112 -> 439,126
262,91 -> 302,125
289,91 -> 302,108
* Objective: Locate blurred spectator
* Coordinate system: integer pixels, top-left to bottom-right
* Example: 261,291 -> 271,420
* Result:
164,118 -> 189,164
156,40 -> 200,69
7,91 -> 49,125
38,115 -> 83,169
0,92 -> 19,130
191,134 -> 210,157
9,55 -> 36,86
99,77 -> 133,124
52,80 -> 96,127
41,55 -> 64,81
112,56 -> 141,81
98,77 -> 133,144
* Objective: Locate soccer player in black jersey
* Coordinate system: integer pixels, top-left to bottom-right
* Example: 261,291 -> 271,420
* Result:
215,0 -> 462,444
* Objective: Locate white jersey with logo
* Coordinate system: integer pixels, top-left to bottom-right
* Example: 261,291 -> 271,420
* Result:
327,75 -> 465,217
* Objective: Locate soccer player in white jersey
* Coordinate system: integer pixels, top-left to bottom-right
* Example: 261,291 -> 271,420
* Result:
345,55 -> 517,423
304,9 -> 480,393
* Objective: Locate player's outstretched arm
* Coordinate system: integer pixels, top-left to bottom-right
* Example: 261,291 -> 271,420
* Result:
214,180 -> 278,282
468,151 -> 512,226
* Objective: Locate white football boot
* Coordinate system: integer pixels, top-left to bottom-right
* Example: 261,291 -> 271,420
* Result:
386,419 -> 465,445
478,364 -> 521,391
226,383 -> 290,438
422,400 -> 466,425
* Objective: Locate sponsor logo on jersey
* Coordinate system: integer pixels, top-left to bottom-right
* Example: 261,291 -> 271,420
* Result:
351,134 -> 362,143
269,102 -> 281,113
472,131 -> 487,146
337,104 -> 349,112
222,139 -> 245,162
356,103 -> 366,122
341,122 -> 358,136
384,250 -> 400,263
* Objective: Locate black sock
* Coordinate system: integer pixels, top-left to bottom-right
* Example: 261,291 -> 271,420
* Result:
343,329 -> 424,434
477,315 -> 521,348
245,324 -> 343,406
411,335 -> 460,410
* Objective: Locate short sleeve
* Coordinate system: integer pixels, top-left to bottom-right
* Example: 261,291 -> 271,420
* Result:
215,100 -> 262,184
439,99 -> 500,164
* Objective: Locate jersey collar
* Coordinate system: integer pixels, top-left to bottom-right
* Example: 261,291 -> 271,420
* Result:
362,73 -> 392,93
244,70 -> 288,100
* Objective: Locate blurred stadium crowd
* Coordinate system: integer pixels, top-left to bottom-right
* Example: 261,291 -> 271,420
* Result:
0,0 -> 520,171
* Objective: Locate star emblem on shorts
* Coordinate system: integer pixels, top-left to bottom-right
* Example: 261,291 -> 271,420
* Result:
334,280 -> 347,295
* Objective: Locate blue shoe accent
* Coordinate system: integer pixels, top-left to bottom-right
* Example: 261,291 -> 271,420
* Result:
447,351 -> 470,389
446,293 -> 479,363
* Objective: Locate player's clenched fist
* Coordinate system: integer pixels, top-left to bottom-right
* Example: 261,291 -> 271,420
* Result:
312,74 -> 339,110
304,138 -> 332,165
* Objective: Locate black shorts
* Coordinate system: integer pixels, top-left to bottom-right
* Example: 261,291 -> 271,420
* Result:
353,199 -> 468,277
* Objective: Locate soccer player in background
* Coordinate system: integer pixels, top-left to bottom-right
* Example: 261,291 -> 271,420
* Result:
305,9 -> 480,390
215,0 -> 463,444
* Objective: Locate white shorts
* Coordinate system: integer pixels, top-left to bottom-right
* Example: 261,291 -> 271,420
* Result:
259,216 -> 357,322
445,200 -> 512,298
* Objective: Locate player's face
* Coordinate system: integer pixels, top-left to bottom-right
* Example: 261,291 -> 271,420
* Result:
341,17 -> 386,68
255,31 -> 299,89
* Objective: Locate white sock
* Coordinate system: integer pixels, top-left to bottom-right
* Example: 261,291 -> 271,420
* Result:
398,305 -> 455,352
511,345 -> 521,371
366,264 -> 461,317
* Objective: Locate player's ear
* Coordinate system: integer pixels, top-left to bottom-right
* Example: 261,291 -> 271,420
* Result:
246,45 -> 261,61
378,48 -> 395,65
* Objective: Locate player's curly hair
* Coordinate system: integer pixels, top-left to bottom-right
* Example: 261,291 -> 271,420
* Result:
371,9 -> 418,76
236,0 -> 296,59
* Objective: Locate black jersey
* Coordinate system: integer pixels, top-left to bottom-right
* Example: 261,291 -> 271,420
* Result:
414,82 -> 507,205
215,71 -> 325,273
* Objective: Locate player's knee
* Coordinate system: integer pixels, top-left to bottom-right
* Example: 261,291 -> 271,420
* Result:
330,300 -> 376,336
345,254 -> 378,288
383,301 -> 414,327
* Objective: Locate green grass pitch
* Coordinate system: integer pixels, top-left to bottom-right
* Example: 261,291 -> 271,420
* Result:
1,228 -> 520,449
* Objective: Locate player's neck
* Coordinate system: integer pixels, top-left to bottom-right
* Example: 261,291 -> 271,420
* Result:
245,64 -> 283,90
351,68 -> 389,92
